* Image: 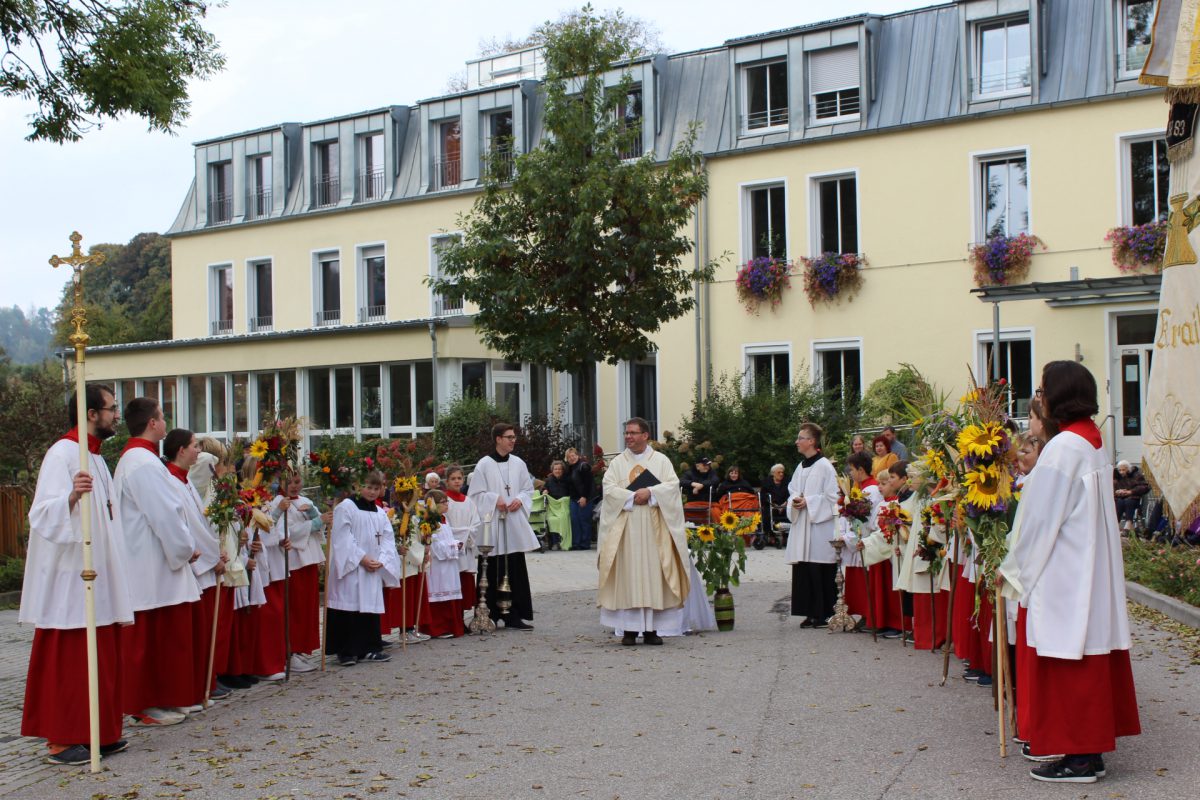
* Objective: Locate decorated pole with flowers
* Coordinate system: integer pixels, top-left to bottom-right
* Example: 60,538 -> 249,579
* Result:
308,442 -> 357,670
392,472 -> 421,651
876,501 -> 913,647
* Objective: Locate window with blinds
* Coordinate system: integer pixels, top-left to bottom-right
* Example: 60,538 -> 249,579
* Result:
809,45 -> 860,122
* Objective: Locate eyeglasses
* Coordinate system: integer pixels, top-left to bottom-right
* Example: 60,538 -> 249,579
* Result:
100,405 -> 119,413
500,434 -> 517,440
1034,388 -> 1044,398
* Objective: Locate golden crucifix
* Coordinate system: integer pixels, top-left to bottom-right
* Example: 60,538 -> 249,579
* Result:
48,231 -> 106,773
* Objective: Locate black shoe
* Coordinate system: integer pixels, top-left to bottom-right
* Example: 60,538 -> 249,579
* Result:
621,632 -> 638,646
504,618 -> 534,630
337,655 -> 358,666
1092,755 -> 1106,778
963,669 -> 984,682
798,618 -> 816,628
100,739 -> 129,757
1030,756 -> 1098,783
977,674 -> 993,687
643,631 -> 664,645
1022,742 -> 1064,762
218,674 -> 248,689
242,674 -> 260,685
46,745 -> 90,766
209,685 -> 232,700
880,628 -> 902,639
361,650 -> 391,662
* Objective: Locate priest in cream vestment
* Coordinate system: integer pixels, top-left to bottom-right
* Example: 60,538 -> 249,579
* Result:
597,417 -> 691,646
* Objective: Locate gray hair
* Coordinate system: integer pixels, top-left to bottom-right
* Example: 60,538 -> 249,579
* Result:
770,463 -> 785,474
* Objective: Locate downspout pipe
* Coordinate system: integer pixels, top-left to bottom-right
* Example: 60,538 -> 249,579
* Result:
429,321 -> 439,424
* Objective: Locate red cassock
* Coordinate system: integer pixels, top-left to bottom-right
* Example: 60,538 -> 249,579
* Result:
970,590 -> 994,677
226,602 -> 259,675
911,589 -> 949,651
190,586 -> 217,698
842,566 -> 869,619
424,598 -> 465,637
250,582 -> 287,675
951,565 -> 975,661
866,560 -> 904,630
459,571 -> 477,611
22,625 -> 124,746
212,586 -> 235,675
288,564 -> 321,654
1016,607 -> 1140,754
122,601 -> 199,712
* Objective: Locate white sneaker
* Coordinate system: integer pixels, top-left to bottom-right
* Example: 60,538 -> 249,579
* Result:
130,707 -> 186,726
255,672 -> 286,681
289,654 -> 317,673
405,631 -> 431,643
173,704 -> 204,714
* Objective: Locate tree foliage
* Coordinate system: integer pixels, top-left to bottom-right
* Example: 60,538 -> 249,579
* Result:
433,394 -> 579,479
477,7 -> 663,58
858,362 -> 937,426
1,0 -> 225,142
431,6 -> 715,450
0,305 -> 54,363
0,359 -> 69,488
52,231 -> 172,346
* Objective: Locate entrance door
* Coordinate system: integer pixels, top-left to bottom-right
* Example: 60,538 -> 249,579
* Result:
492,361 -> 525,423
1112,313 -> 1157,463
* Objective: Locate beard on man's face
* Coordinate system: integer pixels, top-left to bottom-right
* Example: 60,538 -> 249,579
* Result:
94,421 -> 118,440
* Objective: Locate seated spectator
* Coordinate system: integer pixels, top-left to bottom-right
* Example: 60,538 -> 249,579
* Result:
1112,460 -> 1150,527
716,465 -> 756,497
424,472 -> 441,491
543,460 -> 571,499
761,463 -> 790,533
870,435 -> 897,477
681,457 -> 720,501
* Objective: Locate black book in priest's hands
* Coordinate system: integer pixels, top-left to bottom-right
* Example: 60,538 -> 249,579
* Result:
626,469 -> 660,491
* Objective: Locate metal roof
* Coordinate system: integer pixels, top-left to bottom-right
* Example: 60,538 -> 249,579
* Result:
970,275 -> 1163,307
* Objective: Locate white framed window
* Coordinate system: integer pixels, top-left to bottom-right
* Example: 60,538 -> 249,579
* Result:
357,132 -> 385,201
246,258 -> 273,332
743,342 -> 791,393
975,328 -> 1034,418
356,243 -> 387,322
741,179 -> 788,261
974,150 -> 1030,240
434,118 -> 462,190
812,338 -> 862,405
312,140 -> 340,207
384,361 -> 436,434
312,250 -> 341,327
1120,133 -> 1168,225
430,233 -> 464,316
742,58 -> 788,132
484,109 -> 515,181
209,263 -> 234,336
811,172 -> 858,255
616,85 -> 643,160
207,161 -> 232,225
809,46 -> 860,123
974,16 -> 1031,98
617,354 -> 658,438
247,154 -> 272,220
252,370 -> 297,429
1118,0 -> 1156,78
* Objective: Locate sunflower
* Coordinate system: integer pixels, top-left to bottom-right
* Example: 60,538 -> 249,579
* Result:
697,526 -> 715,543
419,522 -> 432,536
248,439 -> 269,459
750,513 -> 762,528
921,449 -> 949,480
847,487 -> 864,502
956,422 -> 1003,459
962,463 -> 1013,510
718,510 -> 740,531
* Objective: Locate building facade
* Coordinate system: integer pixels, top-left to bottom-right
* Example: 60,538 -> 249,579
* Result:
87,0 -> 1166,463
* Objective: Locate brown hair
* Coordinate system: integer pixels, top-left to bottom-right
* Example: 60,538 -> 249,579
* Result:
1041,360 -> 1099,426
888,460 -> 909,479
847,452 -> 872,474
872,434 -> 891,453
492,422 -> 515,441
798,422 -> 823,449
1028,397 -> 1060,439
425,489 -> 448,506
363,469 -> 386,487
124,397 -> 161,437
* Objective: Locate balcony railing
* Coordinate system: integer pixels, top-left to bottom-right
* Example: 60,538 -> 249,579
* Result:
210,318 -> 234,336
483,144 -> 514,182
812,88 -> 861,121
314,309 -> 340,327
743,107 -> 788,131
246,188 -> 272,220
971,65 -> 1032,96
360,304 -> 386,323
207,193 -> 232,225
312,175 -> 340,208
357,168 -> 385,201
617,122 -> 643,160
248,314 -> 273,332
1117,45 -> 1150,77
433,294 -> 463,316
433,156 -> 461,190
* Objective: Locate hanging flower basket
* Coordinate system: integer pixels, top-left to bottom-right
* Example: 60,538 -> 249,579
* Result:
1105,220 -> 1167,273
969,233 -> 1043,287
735,256 -> 792,313
800,252 -> 866,306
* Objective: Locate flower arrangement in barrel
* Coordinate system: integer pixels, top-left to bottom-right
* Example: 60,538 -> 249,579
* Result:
735,256 -> 792,313
688,508 -> 754,594
801,252 -> 866,306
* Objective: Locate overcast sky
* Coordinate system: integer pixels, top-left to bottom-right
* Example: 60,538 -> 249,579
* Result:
0,0 -> 919,311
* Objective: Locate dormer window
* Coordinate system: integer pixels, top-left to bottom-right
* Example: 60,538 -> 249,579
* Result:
357,132 -> 384,201
207,161 -> 232,225
313,140 -> 340,207
247,154 -> 272,220
809,46 -> 860,124
742,59 -> 788,132
435,118 -> 462,190
1118,1 -> 1155,78
975,17 -> 1031,98
616,85 -> 643,159
484,110 -> 514,181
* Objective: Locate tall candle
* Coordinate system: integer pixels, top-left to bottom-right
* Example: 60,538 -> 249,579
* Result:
483,514 -> 493,547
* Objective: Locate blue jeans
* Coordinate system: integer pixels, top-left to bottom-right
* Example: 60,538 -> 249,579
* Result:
570,500 -> 593,549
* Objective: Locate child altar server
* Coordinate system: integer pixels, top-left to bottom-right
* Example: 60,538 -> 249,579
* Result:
840,452 -> 883,623
444,465 -> 480,610
422,490 -> 466,638
271,473 -> 326,673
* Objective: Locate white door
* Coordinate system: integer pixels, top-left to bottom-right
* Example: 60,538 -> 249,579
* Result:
1111,311 -> 1158,463
492,362 -> 526,423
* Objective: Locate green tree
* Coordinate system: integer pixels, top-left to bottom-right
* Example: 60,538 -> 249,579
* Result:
0,360 -> 69,489
1,0 -> 224,143
0,305 -> 55,363
859,363 -> 937,427
431,6 -> 715,451
52,231 -> 172,346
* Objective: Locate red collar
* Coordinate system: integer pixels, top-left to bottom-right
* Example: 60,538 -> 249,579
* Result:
446,490 -> 467,502
860,477 -> 879,489
166,462 -> 189,484
61,428 -> 102,455
122,437 -> 159,456
1061,419 -> 1103,449
883,494 -> 898,502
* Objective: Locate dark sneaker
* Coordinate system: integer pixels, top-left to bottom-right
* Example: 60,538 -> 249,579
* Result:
643,631 -> 664,645
880,628 -> 902,639
1022,742 -> 1064,762
977,674 -> 993,687
100,739 -> 129,756
209,685 -> 232,701
621,632 -> 638,646
1030,757 -> 1098,784
337,655 -> 358,666
963,669 -> 984,682
362,651 -> 391,662
46,745 -> 90,766
504,618 -> 534,631
1092,755 -> 1106,778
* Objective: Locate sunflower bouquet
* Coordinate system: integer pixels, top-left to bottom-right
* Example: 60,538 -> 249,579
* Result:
249,416 -> 302,485
688,509 -> 754,595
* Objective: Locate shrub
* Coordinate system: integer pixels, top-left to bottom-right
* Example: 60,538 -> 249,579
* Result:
433,395 -> 580,479
1122,536 -> 1200,607
0,556 -> 24,593
859,363 -> 937,427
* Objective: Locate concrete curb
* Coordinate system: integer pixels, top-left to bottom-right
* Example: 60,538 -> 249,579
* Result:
1127,580 -> 1200,629
0,590 -> 19,606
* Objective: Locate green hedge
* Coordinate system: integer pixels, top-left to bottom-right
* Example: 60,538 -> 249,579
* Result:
0,556 -> 23,593
1122,537 -> 1200,607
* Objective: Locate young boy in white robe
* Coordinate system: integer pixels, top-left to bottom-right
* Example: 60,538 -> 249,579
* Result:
422,490 -> 465,638
444,466 -> 480,611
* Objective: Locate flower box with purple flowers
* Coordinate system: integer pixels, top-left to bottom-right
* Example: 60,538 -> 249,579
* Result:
735,256 -> 793,313
1105,220 -> 1166,273
969,233 -> 1043,287
800,252 -> 866,306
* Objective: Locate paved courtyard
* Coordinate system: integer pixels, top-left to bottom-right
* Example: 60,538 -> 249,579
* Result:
1,549 -> 1197,799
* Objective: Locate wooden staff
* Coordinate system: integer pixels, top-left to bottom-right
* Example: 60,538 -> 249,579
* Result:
320,501 -> 333,671
995,586 -> 1010,757
282,484 -> 292,683
414,560 -> 429,637
941,530 -> 962,686
928,571 -> 938,654
203,561 -> 223,709
50,232 -> 106,773
399,508 -> 410,652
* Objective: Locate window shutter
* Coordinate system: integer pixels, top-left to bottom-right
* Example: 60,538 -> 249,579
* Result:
809,46 -> 859,94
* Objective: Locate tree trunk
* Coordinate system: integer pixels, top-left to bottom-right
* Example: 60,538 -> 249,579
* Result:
578,363 -> 595,458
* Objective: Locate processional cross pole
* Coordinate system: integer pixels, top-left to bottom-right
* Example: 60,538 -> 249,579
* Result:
50,231 -> 107,774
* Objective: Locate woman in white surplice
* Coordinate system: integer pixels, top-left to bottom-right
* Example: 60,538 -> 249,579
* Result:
785,422 -> 841,627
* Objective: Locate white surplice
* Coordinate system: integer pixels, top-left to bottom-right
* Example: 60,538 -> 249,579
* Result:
21,439 -> 133,629
446,496 -> 480,573
327,498 -> 401,614
172,474 -> 221,592
467,454 -> 539,555
784,456 -> 840,565
427,521 -> 463,602
114,446 -> 200,612
268,494 -> 326,572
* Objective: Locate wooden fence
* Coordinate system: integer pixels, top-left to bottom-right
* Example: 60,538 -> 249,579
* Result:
0,486 -> 27,558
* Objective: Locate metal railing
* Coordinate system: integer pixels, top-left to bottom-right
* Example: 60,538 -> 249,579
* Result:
743,107 -> 788,131
971,66 -> 1031,96
360,304 -> 386,322
484,145 -> 514,182
618,121 -> 643,160
207,193 -> 232,225
1116,46 -> 1150,77
312,175 -> 340,207
433,294 -> 463,316
433,156 -> 461,190
246,188 -> 272,220
314,309 -> 340,327
812,89 -> 860,120
210,318 -> 234,335
357,168 -> 385,201
248,314 -> 273,332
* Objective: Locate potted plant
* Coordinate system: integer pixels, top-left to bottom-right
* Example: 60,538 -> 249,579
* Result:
969,233 -> 1043,287
800,252 -> 866,306
688,509 -> 754,630
734,256 -> 792,313
1105,220 -> 1167,273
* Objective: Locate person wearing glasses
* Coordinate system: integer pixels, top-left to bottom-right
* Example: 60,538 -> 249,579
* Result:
467,423 -> 539,630
22,386 -> 134,765
785,422 -> 841,628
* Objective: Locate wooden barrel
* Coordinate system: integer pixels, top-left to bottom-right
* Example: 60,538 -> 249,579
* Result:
713,588 -> 735,632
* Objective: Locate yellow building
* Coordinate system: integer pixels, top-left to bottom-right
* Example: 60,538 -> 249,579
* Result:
88,0 -> 1166,463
